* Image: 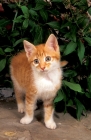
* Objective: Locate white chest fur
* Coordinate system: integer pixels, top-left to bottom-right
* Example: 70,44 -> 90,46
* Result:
33,68 -> 62,100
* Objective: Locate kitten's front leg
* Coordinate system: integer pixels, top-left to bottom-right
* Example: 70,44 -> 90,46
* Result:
44,99 -> 56,129
20,94 -> 36,125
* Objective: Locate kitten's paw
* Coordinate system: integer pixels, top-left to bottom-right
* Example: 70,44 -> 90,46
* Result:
45,120 -> 56,129
20,116 -> 33,124
18,103 -> 25,113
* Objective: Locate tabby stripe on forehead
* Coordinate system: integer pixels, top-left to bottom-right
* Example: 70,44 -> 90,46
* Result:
37,51 -> 45,57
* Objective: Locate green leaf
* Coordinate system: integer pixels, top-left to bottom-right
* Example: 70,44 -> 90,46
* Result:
13,38 -> 27,47
23,19 -> 29,28
0,19 -> 10,27
46,21 -> 61,30
35,0 -> 47,6
39,9 -> 48,22
13,15 -> 24,23
21,6 -> 29,18
0,48 -> 5,55
77,40 -> 85,64
33,4 -> 45,11
4,48 -> 14,53
67,99 -> 73,107
29,9 -> 38,19
54,90 -> 64,103
64,41 -> 77,56
51,0 -> 63,2
77,16 -> 89,28
74,0 -> 88,10
63,80 -> 82,93
88,7 -> 91,15
84,36 -> 91,45
64,32 -> 72,40
64,70 -> 77,77
70,26 -> 77,42
29,20 -> 36,32
61,22 -> 71,29
85,92 -> 91,98
34,25 -> 43,45
71,33 -> 76,42
11,30 -> 19,37
0,59 -> 6,72
83,23 -> 91,34
75,98 -> 86,119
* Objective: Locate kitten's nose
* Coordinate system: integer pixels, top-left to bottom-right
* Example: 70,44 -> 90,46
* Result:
41,67 -> 45,71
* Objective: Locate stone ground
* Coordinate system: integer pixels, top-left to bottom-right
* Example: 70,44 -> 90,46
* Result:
0,100 -> 91,140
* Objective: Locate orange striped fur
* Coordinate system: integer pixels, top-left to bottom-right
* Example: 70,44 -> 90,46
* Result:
10,34 -> 67,129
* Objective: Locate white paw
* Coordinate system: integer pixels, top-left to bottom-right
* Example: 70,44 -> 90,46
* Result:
18,103 -> 25,113
20,116 -> 33,124
45,120 -> 56,129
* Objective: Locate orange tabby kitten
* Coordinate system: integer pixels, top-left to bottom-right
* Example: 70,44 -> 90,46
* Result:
10,34 -> 67,129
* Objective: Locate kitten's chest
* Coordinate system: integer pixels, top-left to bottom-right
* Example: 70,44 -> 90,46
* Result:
33,69 -> 62,100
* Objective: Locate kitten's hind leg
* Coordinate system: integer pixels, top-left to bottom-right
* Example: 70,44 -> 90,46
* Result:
44,99 -> 56,129
14,87 -> 25,113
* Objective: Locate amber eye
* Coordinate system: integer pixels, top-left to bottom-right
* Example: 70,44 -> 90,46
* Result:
45,56 -> 51,62
34,59 -> 39,64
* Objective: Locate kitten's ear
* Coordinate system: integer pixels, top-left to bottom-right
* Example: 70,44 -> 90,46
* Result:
23,40 -> 36,58
45,34 -> 59,51
61,60 -> 68,67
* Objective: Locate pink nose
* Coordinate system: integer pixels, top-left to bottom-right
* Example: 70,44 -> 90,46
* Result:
41,67 -> 45,71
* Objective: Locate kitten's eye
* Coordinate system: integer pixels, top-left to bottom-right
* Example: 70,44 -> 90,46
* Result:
34,59 -> 39,64
45,56 -> 51,62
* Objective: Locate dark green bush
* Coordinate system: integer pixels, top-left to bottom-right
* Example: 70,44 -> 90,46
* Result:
0,0 -> 91,119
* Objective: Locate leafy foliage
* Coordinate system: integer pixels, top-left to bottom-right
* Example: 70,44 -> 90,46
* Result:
0,0 -> 91,119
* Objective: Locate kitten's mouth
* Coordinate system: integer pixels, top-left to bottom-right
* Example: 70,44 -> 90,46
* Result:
40,69 -> 48,73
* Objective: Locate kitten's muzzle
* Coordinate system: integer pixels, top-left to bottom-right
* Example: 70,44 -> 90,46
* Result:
40,67 -> 45,71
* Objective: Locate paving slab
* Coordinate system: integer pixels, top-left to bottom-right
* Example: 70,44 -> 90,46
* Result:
0,100 -> 91,140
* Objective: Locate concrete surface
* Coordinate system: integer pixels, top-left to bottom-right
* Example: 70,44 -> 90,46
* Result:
0,100 -> 91,140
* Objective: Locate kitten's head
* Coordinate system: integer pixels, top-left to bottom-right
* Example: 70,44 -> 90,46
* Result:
23,34 -> 66,73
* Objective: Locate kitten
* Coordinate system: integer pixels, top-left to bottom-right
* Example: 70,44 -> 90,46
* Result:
10,34 -> 67,129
